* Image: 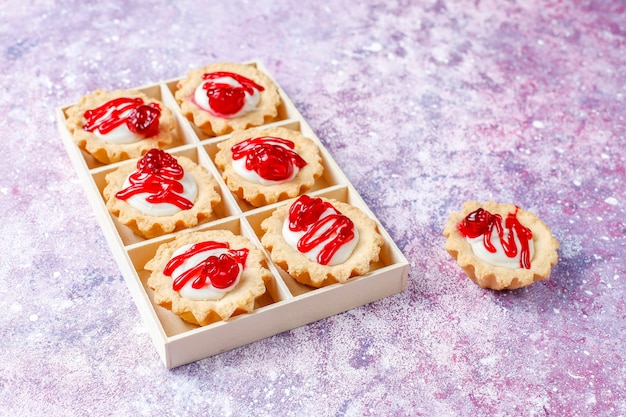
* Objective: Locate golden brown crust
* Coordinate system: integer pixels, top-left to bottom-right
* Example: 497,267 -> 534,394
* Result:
214,126 -> 324,207
103,155 -> 221,239
261,197 -> 385,287
65,89 -> 176,164
443,201 -> 559,290
175,62 -> 280,136
145,229 -> 271,326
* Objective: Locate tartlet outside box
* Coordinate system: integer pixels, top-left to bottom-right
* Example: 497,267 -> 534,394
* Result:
55,61 -> 409,369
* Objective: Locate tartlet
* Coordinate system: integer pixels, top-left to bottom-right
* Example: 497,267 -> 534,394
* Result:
261,194 -> 384,287
145,229 -> 271,326
443,201 -> 559,290
65,89 -> 176,164
214,126 -> 324,207
103,148 -> 221,239
175,62 -> 281,136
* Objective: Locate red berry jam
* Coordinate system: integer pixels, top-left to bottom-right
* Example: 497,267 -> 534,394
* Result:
84,97 -> 161,137
459,207 -> 533,269
231,136 -> 307,182
115,149 -> 194,210
288,195 -> 355,265
201,71 -> 264,117
164,241 -> 249,291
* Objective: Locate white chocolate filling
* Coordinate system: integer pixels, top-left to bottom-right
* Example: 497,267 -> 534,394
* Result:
95,123 -> 142,144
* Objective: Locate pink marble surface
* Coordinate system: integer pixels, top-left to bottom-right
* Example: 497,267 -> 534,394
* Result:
1,0 -> 625,415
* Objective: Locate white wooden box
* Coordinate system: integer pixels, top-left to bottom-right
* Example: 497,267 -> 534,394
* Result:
56,61 -> 409,368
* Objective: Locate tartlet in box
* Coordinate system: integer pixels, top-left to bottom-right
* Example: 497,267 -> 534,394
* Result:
261,194 -> 385,288
65,89 -> 176,164
443,201 -> 559,290
175,62 -> 281,136
103,148 -> 221,239
145,229 -> 272,326
214,126 -> 324,207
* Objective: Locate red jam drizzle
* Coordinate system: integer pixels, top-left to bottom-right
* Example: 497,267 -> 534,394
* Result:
115,149 -> 194,210
83,97 -> 161,137
459,207 -> 533,269
288,195 -> 355,265
201,71 -> 265,116
231,136 -> 307,182
164,241 -> 249,290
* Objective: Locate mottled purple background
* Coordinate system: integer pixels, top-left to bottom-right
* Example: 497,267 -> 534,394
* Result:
1,1 -> 625,416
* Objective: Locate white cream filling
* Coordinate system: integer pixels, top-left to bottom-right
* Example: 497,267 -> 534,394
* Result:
121,171 -> 198,216
169,245 -> 242,301
282,207 -> 359,266
193,76 -> 261,118
95,123 -> 142,144
232,156 -> 300,185
466,223 -> 535,269
92,106 -> 142,144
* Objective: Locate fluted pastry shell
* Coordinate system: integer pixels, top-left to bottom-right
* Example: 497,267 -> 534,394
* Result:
145,229 -> 271,326
443,201 -> 559,290
103,154 -> 221,239
65,89 -> 176,164
175,62 -> 280,136
214,126 -> 324,207
261,196 -> 385,288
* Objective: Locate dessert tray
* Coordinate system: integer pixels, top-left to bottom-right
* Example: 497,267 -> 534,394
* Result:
56,61 -> 409,368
